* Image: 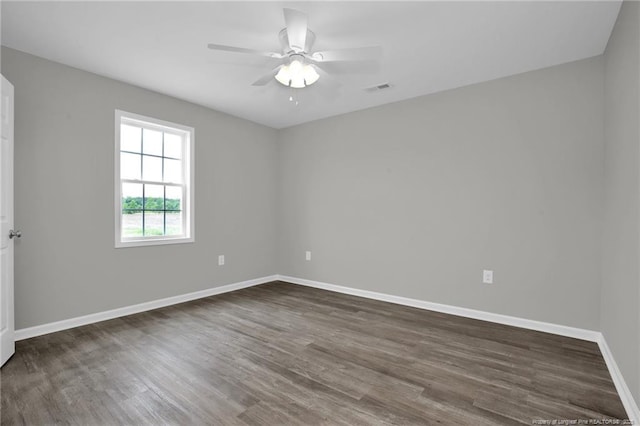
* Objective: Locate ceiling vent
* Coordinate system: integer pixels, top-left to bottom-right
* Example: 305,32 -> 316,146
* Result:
364,83 -> 392,93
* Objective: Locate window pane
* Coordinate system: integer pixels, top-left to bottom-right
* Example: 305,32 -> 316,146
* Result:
117,112 -> 192,246
144,211 -> 164,236
165,186 -> 182,211
122,211 -> 142,237
144,184 -> 164,210
142,155 -> 162,182
143,129 -> 163,156
165,211 -> 183,236
121,153 -> 141,180
164,158 -> 182,183
122,183 -> 143,211
164,133 -> 182,159
121,124 -> 141,153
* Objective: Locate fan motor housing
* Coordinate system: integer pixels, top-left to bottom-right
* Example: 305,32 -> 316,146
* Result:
279,28 -> 316,54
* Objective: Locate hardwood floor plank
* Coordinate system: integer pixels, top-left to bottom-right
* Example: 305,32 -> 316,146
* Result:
1,281 -> 628,424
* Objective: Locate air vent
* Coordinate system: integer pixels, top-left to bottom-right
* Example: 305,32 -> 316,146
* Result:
364,83 -> 392,93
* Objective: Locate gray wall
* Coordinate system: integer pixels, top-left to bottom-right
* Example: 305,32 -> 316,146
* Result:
278,57 -> 605,331
602,1 -> 640,402
1,47 -> 279,330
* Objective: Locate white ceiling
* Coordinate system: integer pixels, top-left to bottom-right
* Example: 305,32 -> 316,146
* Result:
1,1 -> 621,129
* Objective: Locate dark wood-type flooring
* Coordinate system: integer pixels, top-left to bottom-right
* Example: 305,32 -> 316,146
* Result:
0,281 -> 627,425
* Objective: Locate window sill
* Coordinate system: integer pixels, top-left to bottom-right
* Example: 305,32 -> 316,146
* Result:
115,236 -> 194,249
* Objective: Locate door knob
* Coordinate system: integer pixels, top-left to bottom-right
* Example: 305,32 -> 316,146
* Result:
9,230 -> 21,239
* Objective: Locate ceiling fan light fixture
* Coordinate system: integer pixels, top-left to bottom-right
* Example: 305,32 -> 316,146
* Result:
303,65 -> 320,85
289,59 -> 303,74
290,74 -> 306,89
288,59 -> 306,88
275,58 -> 319,88
275,66 -> 291,86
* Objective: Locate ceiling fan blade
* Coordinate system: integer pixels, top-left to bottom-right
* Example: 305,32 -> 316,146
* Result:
314,60 -> 380,75
283,8 -> 308,53
312,46 -> 382,63
251,65 -> 283,86
208,43 -> 283,59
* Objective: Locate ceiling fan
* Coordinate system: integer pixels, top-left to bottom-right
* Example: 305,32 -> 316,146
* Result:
207,8 -> 381,89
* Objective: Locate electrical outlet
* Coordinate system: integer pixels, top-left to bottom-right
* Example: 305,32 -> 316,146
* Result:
218,255 -> 225,266
305,251 -> 311,261
483,270 -> 493,284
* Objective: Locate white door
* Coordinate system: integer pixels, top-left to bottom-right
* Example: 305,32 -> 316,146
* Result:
0,75 -> 15,367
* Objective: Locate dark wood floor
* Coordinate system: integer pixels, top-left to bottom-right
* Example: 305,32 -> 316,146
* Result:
1,281 -> 627,425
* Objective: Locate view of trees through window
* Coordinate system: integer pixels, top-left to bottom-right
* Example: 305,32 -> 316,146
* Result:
122,196 -> 180,212
121,195 -> 182,237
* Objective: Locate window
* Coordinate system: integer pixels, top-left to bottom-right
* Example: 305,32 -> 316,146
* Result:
115,110 -> 194,248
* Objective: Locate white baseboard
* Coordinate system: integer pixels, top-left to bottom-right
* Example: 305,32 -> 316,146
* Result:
277,275 -> 600,342
277,274 -> 639,422
14,275 -> 278,341
597,335 -> 640,423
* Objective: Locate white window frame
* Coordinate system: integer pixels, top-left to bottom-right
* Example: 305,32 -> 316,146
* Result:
114,110 -> 194,248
